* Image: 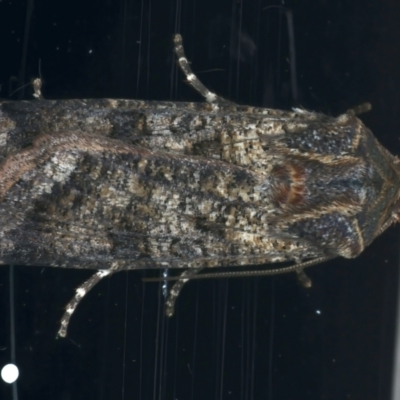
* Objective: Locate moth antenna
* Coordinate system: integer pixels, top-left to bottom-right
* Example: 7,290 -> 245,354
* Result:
173,33 -> 230,104
143,256 -> 335,283
57,270 -> 113,338
165,268 -> 203,317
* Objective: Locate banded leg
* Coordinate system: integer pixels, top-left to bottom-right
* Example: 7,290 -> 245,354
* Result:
173,34 -> 230,105
57,270 -> 113,338
165,268 -> 203,317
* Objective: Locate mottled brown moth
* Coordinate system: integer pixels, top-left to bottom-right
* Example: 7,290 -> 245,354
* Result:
0,34 -> 399,337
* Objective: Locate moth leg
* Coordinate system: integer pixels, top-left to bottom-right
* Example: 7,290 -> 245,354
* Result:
346,102 -> 371,116
295,268 -> 312,288
32,78 -> 44,100
57,270 -> 113,338
165,268 -> 203,317
173,34 -> 230,105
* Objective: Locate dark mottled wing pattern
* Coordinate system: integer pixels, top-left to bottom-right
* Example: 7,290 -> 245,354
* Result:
0,99 -> 399,272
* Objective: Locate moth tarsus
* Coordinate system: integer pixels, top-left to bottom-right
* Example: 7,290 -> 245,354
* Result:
345,102 -> 372,116
58,270 -> 113,338
295,269 -> 313,288
32,78 -> 44,100
173,34 -> 218,104
1,34 -> 399,337
165,268 -> 203,317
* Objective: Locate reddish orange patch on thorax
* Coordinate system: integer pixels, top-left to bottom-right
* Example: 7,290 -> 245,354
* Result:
270,163 -> 306,208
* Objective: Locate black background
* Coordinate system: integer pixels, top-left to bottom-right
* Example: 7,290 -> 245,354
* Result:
0,0 -> 400,399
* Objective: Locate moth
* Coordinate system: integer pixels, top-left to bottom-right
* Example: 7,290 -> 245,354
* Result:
0,34 -> 399,337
